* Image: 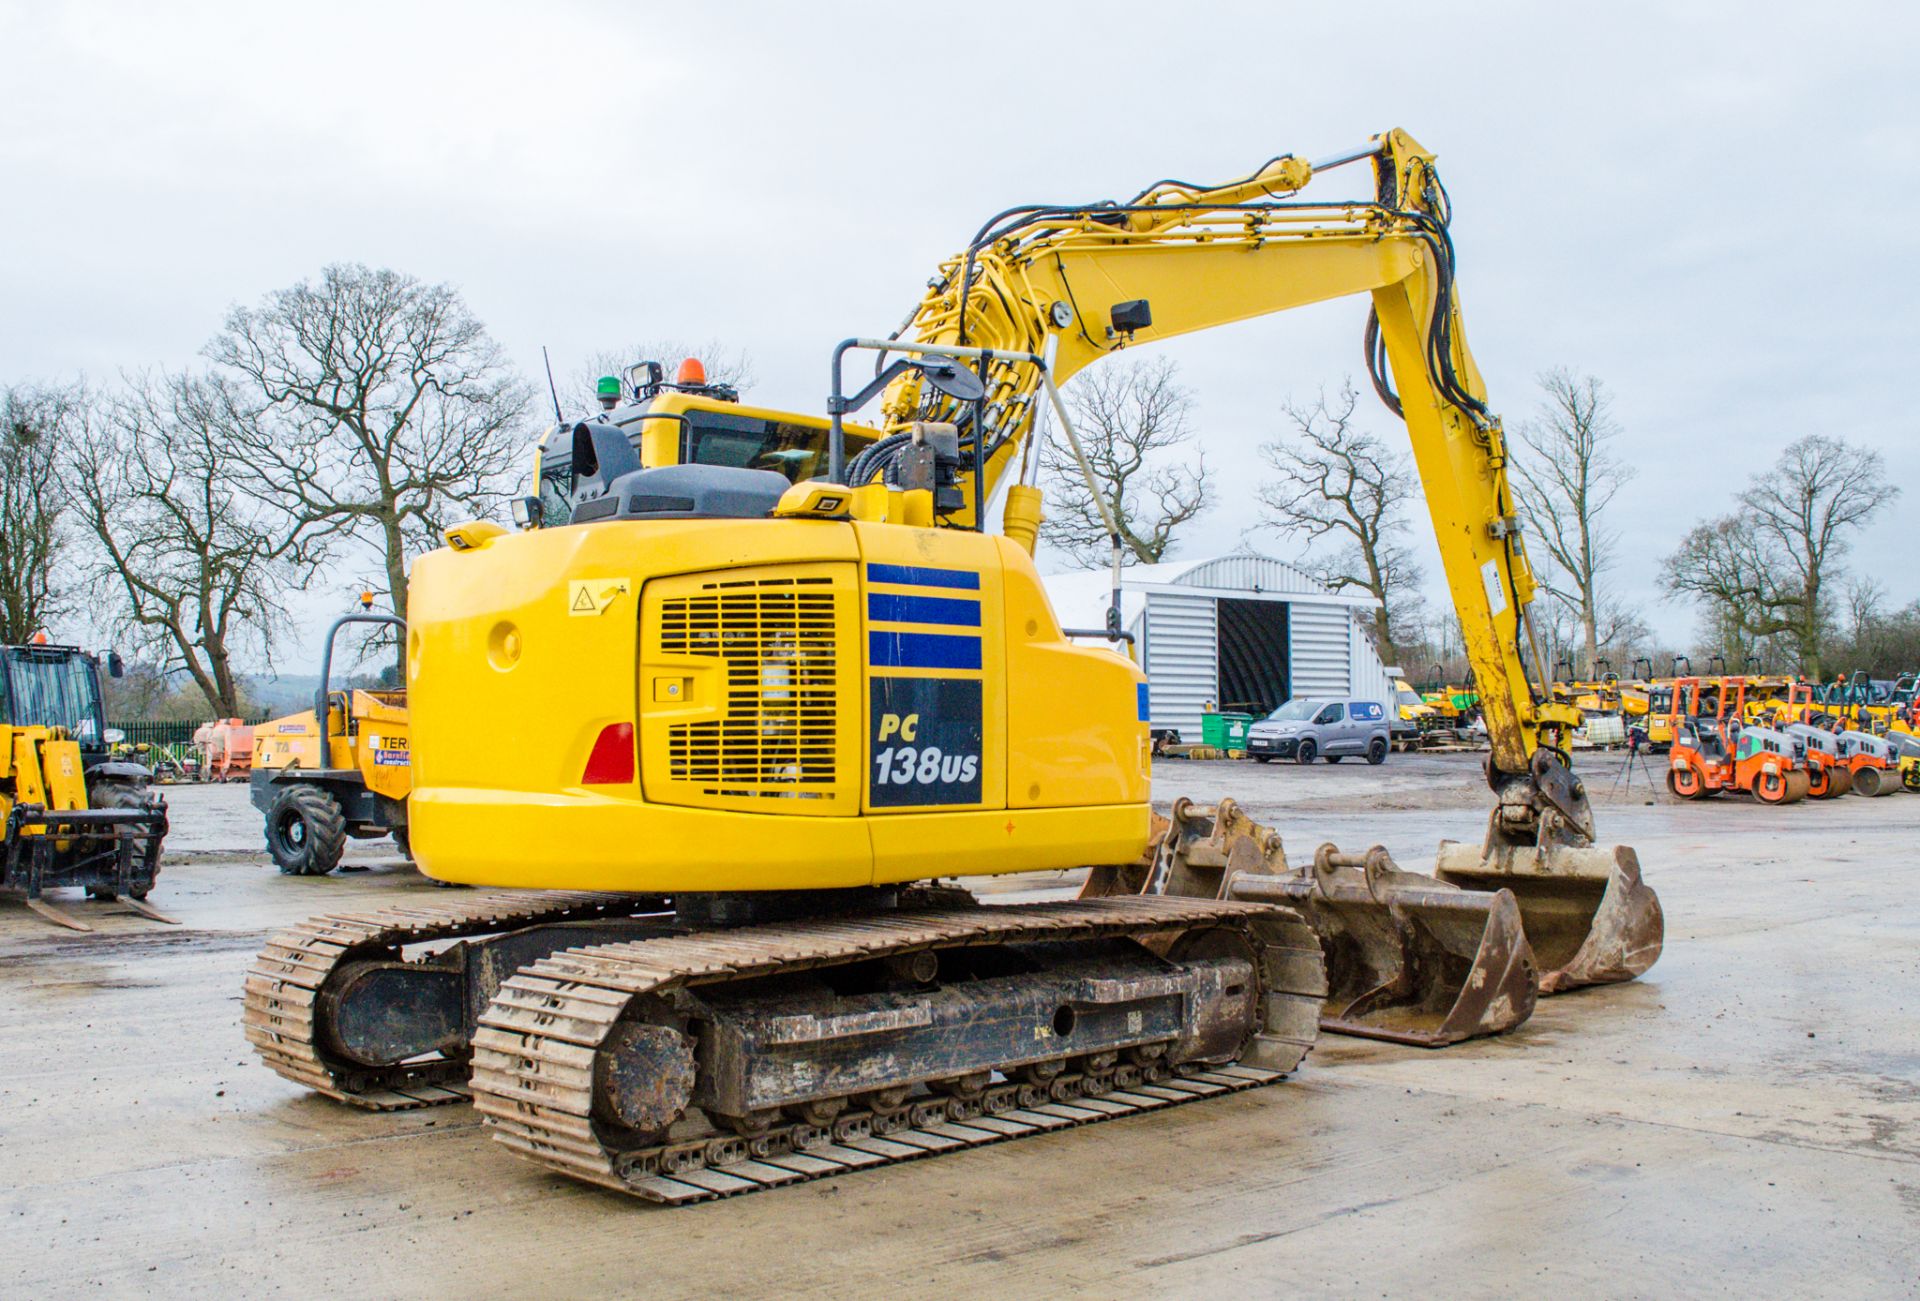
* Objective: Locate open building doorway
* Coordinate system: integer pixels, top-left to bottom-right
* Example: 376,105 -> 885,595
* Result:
1216,598 -> 1289,717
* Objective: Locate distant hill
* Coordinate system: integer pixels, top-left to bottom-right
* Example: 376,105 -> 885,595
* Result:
243,671 -> 397,714
243,674 -> 318,714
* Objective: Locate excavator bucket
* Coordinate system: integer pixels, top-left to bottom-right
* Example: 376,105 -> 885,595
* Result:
1085,799 -> 1537,1046
1434,838 -> 1663,994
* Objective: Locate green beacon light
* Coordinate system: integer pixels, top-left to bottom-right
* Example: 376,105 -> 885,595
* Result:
596,375 -> 621,411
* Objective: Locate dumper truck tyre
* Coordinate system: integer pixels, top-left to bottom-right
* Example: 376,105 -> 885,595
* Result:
267,785 -> 348,876
391,826 -> 412,861
1366,738 -> 1388,765
1295,739 -> 1318,766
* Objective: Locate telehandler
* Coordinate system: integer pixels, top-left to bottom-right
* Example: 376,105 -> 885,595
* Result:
0,639 -> 170,930
245,130 -> 1662,1202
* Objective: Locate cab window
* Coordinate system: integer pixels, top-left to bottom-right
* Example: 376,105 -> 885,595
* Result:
678,411 -> 836,484
535,408 -> 872,524
1313,705 -> 1342,725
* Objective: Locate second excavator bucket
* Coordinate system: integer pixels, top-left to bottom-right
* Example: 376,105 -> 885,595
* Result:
1229,848 -> 1538,1047
1085,799 -> 1537,1047
1434,838 -> 1664,994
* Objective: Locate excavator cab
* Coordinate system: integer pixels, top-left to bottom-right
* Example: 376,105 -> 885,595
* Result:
520,375 -> 880,531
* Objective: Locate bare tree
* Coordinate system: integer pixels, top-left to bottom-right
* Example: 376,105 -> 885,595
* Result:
1744,434 -> 1893,670
1259,381 -> 1423,654
1845,576 -> 1885,646
209,264 -> 532,616
1038,357 -> 1210,568
1510,370 -> 1634,678
1664,435 -> 1893,677
1666,517 -> 1772,667
71,372 -> 320,715
1593,601 -> 1651,669
1828,588 -> 1920,679
565,341 -> 757,414
0,382 -> 81,642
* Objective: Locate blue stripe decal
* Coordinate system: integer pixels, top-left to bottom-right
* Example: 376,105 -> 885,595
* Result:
1137,682 -> 1151,721
869,631 -> 982,671
867,563 -> 980,591
867,592 -> 981,628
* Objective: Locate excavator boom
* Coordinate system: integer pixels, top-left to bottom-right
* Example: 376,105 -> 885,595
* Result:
876,131 -> 1592,845
878,131 -> 1666,1019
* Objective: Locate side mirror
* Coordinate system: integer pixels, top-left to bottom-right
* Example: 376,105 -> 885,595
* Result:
107,651 -> 125,679
511,496 -> 543,529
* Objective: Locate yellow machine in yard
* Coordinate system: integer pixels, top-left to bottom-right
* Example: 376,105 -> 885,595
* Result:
251,609 -> 411,875
244,129 -> 1663,1203
0,640 -> 170,930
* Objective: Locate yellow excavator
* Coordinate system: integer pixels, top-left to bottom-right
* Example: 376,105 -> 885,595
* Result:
244,129 -> 1662,1203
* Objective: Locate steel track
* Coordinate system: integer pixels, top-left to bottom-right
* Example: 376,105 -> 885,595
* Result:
242,890 -> 668,1109
470,895 -> 1325,1203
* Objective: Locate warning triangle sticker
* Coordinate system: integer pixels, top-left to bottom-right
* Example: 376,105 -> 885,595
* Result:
571,587 -> 597,613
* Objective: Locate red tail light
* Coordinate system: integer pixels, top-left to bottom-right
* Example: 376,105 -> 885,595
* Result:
582,723 -> 635,785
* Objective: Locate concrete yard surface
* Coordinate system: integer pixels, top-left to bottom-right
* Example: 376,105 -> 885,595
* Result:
1,755 -> 1915,1298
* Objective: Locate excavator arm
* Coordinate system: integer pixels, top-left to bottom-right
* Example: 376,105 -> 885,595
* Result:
862,128 -> 1591,849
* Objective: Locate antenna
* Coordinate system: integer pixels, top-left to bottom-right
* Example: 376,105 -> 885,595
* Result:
542,346 -> 564,423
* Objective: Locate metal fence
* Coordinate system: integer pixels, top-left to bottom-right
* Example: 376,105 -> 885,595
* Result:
109,717 -> 272,748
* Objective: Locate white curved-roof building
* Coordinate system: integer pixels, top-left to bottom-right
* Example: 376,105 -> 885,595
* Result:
1042,550 -> 1396,741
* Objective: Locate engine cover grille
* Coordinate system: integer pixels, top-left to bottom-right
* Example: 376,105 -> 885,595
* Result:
655,570 -> 844,803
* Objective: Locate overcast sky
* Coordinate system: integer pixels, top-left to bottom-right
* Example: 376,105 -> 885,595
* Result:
5,1 -> 1916,670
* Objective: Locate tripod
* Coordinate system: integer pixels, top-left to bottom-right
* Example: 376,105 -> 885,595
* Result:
1610,727 -> 1663,800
